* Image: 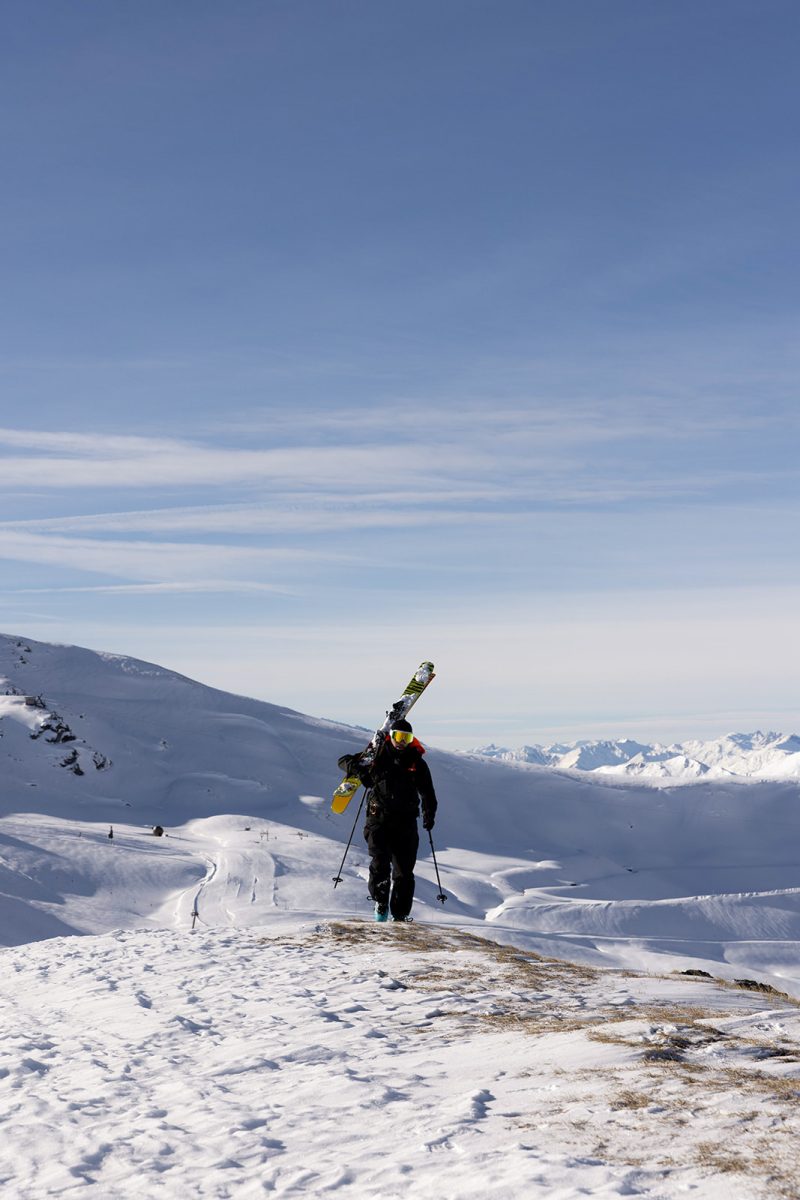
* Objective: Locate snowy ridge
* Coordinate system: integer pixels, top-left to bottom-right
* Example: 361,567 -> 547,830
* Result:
470,731 -> 800,782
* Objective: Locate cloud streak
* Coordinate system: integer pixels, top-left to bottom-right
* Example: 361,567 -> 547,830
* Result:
0,414 -> 795,602
0,418 -> 786,504
0,440 -> 460,490
4,581 -> 292,596
0,530 -> 349,583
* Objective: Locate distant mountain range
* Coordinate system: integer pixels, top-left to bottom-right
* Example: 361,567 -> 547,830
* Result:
468,731 -> 800,783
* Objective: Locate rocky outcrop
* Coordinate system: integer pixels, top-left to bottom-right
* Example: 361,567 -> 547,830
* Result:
31,713 -> 77,744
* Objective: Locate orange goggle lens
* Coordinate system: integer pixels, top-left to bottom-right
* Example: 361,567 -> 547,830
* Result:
390,729 -> 413,745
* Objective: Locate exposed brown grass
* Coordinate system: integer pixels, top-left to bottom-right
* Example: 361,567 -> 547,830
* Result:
473,1010 -> 598,1035
610,1089 -> 651,1110
695,1141 -> 749,1174
260,917 -> 800,1198
715,1068 -> 800,1100
631,1004 -> 730,1025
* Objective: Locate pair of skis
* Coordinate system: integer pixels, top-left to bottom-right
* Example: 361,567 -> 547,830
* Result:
331,660 -> 436,813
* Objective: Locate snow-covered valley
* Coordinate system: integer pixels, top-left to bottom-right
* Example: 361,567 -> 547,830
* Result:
2,632 -> 800,1198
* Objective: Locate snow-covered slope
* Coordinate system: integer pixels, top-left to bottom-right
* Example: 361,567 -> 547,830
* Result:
4,919 -> 800,1200
472,731 -> 800,782
4,633 -> 800,1198
3,631 -> 800,998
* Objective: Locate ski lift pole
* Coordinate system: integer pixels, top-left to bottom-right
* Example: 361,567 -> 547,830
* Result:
427,829 -> 447,904
332,789 -> 367,888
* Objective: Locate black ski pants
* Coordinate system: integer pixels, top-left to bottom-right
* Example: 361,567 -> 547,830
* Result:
365,816 -> 419,920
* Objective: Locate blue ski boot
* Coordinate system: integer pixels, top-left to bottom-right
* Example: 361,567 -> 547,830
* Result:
374,905 -> 389,923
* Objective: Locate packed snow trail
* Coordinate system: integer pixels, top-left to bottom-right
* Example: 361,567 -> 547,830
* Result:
2,919 -> 800,1199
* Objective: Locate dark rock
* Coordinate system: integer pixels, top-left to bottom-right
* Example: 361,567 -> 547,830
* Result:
32,713 -> 76,744
642,1047 -> 685,1062
734,978 -> 788,996
59,749 -> 84,776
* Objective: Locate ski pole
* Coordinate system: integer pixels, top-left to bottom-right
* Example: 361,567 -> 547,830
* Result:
332,790 -> 367,888
427,828 -> 447,904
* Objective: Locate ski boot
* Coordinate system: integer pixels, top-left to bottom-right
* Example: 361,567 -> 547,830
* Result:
374,904 -> 389,923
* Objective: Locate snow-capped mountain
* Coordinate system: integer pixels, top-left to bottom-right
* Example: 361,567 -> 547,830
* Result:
470,731 -> 800,782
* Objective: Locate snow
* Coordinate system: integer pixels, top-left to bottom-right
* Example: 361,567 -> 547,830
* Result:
0,693 -> 48,733
3,919 -> 800,1198
2,631 -> 800,1197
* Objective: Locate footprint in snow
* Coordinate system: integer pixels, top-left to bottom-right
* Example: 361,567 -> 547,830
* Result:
19,1057 -> 50,1075
468,1088 -> 494,1120
173,1014 -> 214,1034
424,1133 -> 454,1152
425,1087 -> 496,1152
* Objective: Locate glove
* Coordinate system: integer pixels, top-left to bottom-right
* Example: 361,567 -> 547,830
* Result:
422,813 -> 435,832
337,753 -> 362,776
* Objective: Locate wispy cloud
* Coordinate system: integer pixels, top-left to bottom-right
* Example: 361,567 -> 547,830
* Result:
0,504 -> 477,536
0,530 -> 349,583
0,417 -> 785,503
0,415 -> 795,600
222,398 -> 770,446
0,437 -> 476,491
0,470 -> 790,543
3,581 -> 292,596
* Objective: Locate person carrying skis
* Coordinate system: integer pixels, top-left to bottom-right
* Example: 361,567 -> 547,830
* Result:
338,719 -> 437,922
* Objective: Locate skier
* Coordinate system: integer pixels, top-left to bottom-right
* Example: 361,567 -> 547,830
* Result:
338,719 -> 437,922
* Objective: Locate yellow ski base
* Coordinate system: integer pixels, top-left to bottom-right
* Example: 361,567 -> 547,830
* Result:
331,776 -> 361,814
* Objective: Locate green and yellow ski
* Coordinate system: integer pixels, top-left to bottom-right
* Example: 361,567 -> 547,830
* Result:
331,661 -> 436,814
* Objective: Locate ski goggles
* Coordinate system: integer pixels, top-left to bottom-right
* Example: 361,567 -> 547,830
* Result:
390,729 -> 413,746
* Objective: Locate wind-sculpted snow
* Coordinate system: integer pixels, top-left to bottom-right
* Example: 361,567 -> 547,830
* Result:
2,920 -> 800,1199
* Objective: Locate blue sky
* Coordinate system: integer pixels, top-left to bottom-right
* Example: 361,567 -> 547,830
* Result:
1,0 -> 799,748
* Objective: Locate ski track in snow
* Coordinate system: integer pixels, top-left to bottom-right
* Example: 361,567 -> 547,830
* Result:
3,920 -> 800,1199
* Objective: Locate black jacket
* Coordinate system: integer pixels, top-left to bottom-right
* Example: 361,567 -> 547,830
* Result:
341,737 -> 437,826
